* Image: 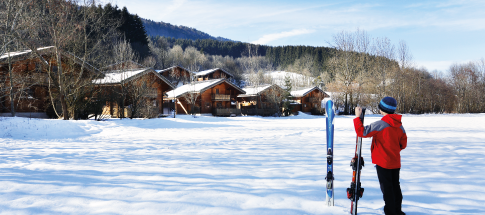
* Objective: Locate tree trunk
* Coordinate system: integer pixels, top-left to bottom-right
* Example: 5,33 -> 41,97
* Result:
344,92 -> 348,115
60,94 -> 68,120
8,48 -> 15,117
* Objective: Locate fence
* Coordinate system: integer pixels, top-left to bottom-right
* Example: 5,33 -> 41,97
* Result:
241,108 -> 279,116
213,108 -> 241,116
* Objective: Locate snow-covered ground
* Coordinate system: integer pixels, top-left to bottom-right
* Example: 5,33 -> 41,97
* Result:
0,114 -> 484,214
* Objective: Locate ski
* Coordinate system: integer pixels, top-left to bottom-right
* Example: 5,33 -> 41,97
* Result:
347,108 -> 366,215
325,100 -> 335,206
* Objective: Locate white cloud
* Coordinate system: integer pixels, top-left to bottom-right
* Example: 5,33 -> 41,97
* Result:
251,29 -> 315,45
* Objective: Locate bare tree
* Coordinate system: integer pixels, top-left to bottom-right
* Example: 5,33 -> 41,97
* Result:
183,46 -> 207,72
114,40 -> 133,118
449,62 -> 483,113
125,76 -> 158,119
326,30 -> 364,114
286,54 -> 315,77
0,0 -> 32,116
210,55 -> 244,85
167,45 -> 184,67
372,37 -> 396,95
148,36 -> 170,69
9,0 -> 119,120
393,40 -> 413,112
181,83 -> 199,117
264,85 -> 285,116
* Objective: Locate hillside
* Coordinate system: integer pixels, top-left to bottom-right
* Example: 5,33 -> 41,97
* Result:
142,18 -> 233,42
157,37 -> 334,75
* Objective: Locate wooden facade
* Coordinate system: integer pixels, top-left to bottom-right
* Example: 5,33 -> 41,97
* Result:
0,47 -> 97,118
238,85 -> 284,115
166,79 -> 245,116
96,68 -> 175,118
158,66 -> 192,86
290,87 -> 329,114
195,68 -> 233,81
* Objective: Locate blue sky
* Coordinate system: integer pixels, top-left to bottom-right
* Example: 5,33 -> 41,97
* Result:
109,0 -> 485,72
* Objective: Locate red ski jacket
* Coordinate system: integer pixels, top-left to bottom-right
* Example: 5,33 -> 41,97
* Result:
353,114 -> 407,169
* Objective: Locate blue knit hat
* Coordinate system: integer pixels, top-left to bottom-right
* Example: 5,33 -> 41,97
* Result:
378,97 -> 397,114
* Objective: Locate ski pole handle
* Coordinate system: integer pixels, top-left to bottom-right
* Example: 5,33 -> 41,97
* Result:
360,108 -> 366,124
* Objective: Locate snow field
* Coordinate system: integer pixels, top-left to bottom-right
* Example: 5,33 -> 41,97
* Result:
0,114 -> 484,214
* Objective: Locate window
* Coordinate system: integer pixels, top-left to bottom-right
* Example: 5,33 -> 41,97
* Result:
216,89 -> 219,94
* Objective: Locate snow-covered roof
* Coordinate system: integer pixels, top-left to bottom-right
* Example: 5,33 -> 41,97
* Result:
166,79 -> 245,99
238,85 -> 273,97
0,46 -> 99,73
157,66 -> 191,74
0,46 -> 54,60
95,68 -> 175,89
95,69 -> 149,84
166,79 -> 220,98
194,68 -> 234,78
290,86 -> 325,97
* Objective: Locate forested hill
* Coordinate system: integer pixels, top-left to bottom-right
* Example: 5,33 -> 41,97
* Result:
157,37 -> 335,70
142,19 -> 232,42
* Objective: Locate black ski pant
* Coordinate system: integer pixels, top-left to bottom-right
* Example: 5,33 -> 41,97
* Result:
376,165 -> 403,215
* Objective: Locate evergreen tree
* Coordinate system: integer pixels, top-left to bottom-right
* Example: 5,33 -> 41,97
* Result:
119,7 -> 150,59
282,75 -> 294,116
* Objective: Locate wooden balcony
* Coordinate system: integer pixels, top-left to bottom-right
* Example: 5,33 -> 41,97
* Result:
212,94 -> 231,101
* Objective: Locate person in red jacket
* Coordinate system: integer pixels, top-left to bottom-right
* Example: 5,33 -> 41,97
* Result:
354,97 -> 407,215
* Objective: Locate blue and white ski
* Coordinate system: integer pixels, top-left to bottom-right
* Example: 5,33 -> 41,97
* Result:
325,100 -> 335,206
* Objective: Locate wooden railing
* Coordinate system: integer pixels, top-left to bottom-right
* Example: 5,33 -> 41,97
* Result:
212,94 -> 231,101
213,108 -> 241,116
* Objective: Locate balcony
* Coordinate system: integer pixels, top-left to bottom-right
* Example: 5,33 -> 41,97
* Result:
212,94 -> 231,101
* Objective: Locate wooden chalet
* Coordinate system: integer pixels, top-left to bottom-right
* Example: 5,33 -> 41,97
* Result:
157,66 -> 192,87
237,84 -> 284,116
95,68 -> 175,118
194,68 -> 234,81
290,86 -> 329,115
165,79 -> 245,116
0,47 -> 98,118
